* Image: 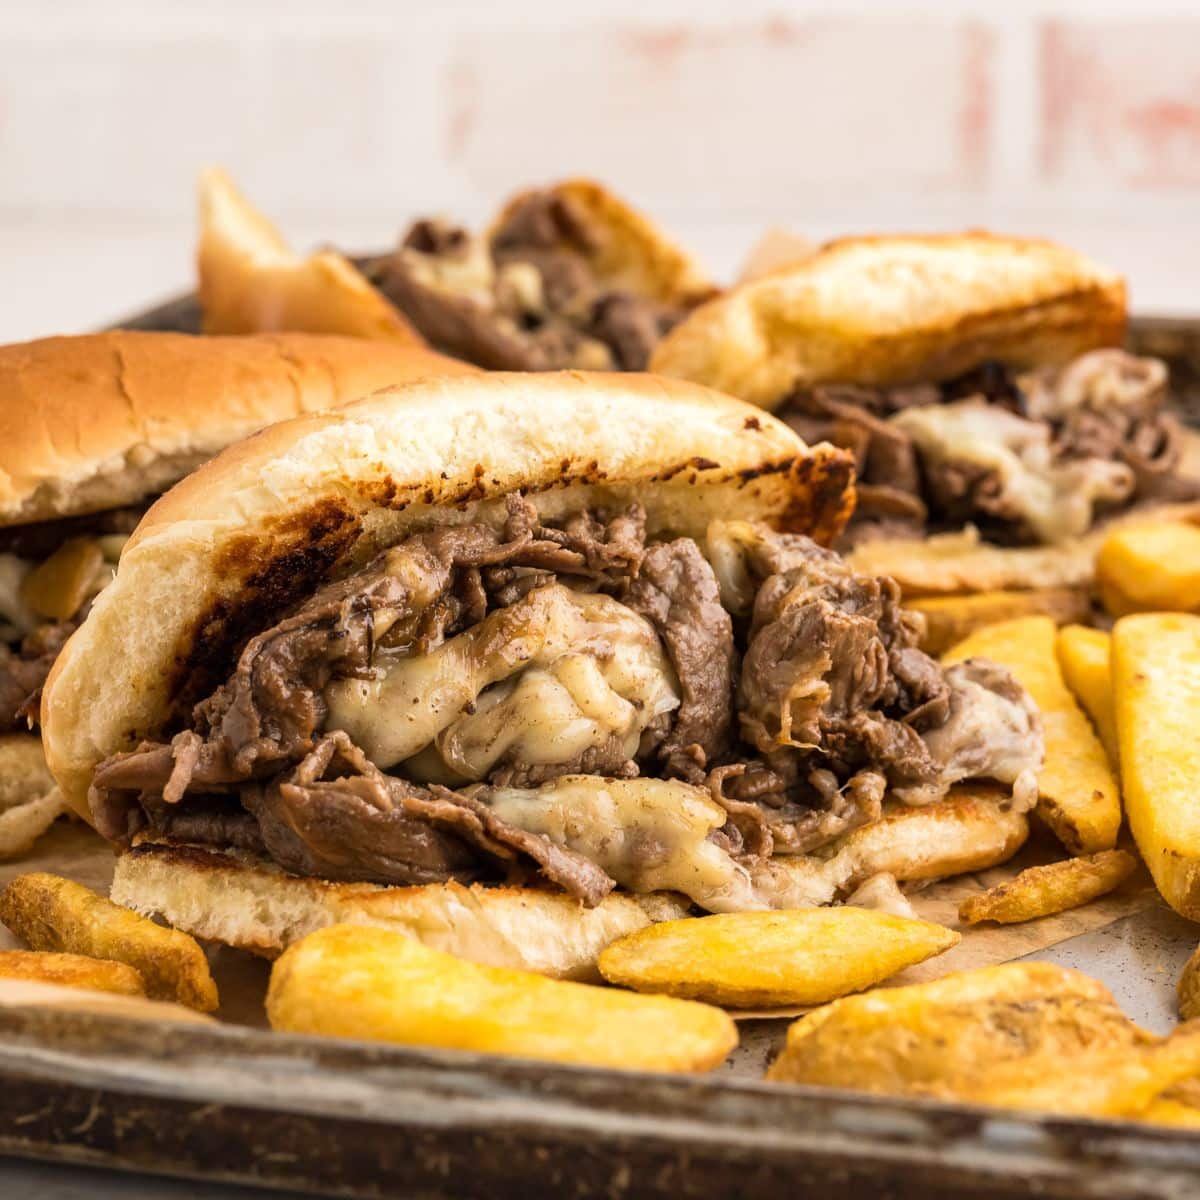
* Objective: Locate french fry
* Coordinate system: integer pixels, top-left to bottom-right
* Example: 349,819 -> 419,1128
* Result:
1112,613 -> 1200,919
597,908 -> 958,1008
944,617 -> 1120,854
1179,945 -> 1200,1021
1096,520 -> 1200,617
911,588 -> 1090,657
821,786 -> 1030,890
767,962 -> 1200,1117
198,168 -> 424,345
958,849 -> 1137,925
0,873 -> 218,1011
1142,1077 -> 1200,1127
1138,1097 -> 1200,1128
0,735 -> 64,861
0,949 -> 144,996
1056,625 -> 1118,767
268,924 -> 737,1072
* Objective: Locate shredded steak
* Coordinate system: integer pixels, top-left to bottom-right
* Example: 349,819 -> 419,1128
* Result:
91,500 -> 1043,908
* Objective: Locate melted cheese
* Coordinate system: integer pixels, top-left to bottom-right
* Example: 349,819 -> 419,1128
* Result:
705,520 -> 764,616
483,776 -> 756,907
483,776 -> 844,912
325,584 -> 679,779
892,401 -> 1134,543
0,554 -> 37,639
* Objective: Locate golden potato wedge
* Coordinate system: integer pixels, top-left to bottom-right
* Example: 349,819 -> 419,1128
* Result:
597,908 -> 959,1008
1179,945 -> 1200,1021
1097,520 -> 1200,617
911,588 -> 1090,657
0,873 -> 218,1011
1056,625 -> 1118,767
198,168 -> 424,345
1144,1077 -> 1200,1127
20,538 -> 104,622
268,924 -> 736,1072
822,785 -> 1030,890
1113,613 -> 1200,919
958,849 -> 1137,925
0,949 -> 144,996
0,734 -> 63,860
1139,1097 -> 1200,1128
767,962 -> 1200,1117
944,617 -> 1120,853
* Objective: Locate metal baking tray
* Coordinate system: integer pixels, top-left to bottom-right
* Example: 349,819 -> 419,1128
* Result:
0,300 -> 1197,1199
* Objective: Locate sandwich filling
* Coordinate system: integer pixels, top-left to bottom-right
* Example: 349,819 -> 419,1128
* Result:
0,507 -> 139,730
358,189 -> 704,372
783,350 -> 1200,547
90,498 -> 1043,913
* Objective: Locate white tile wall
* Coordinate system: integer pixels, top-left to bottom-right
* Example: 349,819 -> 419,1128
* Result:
2,0 -> 1200,340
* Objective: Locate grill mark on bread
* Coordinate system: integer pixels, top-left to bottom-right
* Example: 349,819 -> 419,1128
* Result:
168,497 -> 361,719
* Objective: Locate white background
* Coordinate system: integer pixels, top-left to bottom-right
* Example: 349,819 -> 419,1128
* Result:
3,0 -> 1200,340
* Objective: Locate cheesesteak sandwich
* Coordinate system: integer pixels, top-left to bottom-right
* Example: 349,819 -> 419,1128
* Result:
43,372 -> 1044,978
200,169 -> 716,373
650,234 -> 1200,600
0,330 -> 470,856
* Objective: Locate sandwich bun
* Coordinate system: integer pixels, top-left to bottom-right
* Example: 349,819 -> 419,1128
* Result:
42,369 -> 854,819
110,842 -> 690,980
650,232 -> 1126,411
108,787 -> 1026,979
198,167 -> 426,345
0,330 -> 473,526
487,178 -> 717,309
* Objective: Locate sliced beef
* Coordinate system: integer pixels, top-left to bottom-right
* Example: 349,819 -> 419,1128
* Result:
587,292 -> 676,371
735,527 -> 1031,806
624,538 -> 735,780
248,734 -> 615,903
365,188 -> 693,372
0,618 -> 77,729
786,350 -> 1198,543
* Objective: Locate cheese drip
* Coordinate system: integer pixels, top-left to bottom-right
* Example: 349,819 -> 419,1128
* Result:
481,775 -> 838,912
891,401 -> 1133,543
324,584 -> 679,782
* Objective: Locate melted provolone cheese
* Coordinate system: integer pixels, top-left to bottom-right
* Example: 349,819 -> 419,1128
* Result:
892,401 -> 1134,543
482,776 -> 845,913
483,775 -> 774,910
0,554 -> 37,639
325,584 -> 679,779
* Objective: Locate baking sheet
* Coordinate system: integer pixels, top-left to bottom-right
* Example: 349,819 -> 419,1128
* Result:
0,301 -> 1195,1198
0,816 -> 1184,1044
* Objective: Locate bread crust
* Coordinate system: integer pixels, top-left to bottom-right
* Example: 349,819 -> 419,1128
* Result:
197,167 -> 426,345
41,370 -> 853,816
849,500 -> 1200,597
488,178 -> 717,308
650,232 -> 1127,410
0,331 -> 473,526
109,841 -> 690,980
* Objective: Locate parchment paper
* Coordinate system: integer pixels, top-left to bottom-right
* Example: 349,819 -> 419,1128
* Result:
0,817 -> 1165,1030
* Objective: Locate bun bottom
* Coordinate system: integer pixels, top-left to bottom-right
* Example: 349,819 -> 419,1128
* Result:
109,842 -> 689,981
109,786 -> 1027,981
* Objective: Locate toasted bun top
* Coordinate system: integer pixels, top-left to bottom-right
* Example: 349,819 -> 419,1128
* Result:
43,370 -> 853,816
489,178 -> 717,307
0,330 -> 473,526
198,167 -> 426,345
650,232 -> 1127,410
